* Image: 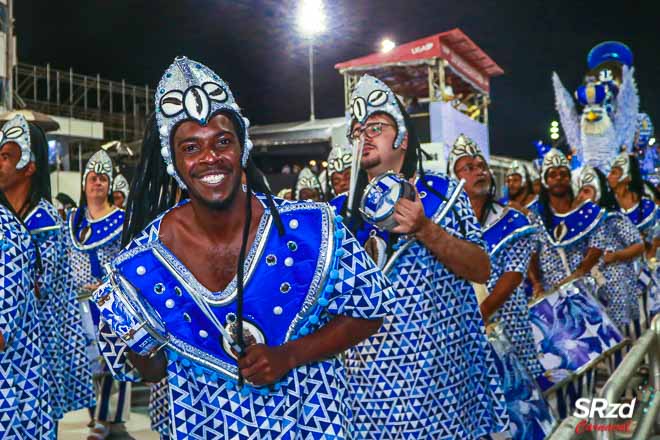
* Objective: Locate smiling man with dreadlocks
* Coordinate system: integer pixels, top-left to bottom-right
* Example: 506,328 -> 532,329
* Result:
92,57 -> 393,440
0,114 -> 95,429
330,74 -> 508,439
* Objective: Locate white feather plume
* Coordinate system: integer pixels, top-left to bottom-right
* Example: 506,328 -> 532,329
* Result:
552,72 -> 581,156
613,65 -> 640,151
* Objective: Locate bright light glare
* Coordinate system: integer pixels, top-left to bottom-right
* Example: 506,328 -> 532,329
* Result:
309,160 -> 317,167
550,133 -> 560,140
297,0 -> 326,37
551,120 -> 559,127
321,160 -> 328,168
550,126 -> 559,134
650,137 -> 656,146
381,38 -> 396,53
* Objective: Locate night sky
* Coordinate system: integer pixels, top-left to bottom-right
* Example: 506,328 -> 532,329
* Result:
16,0 -> 658,159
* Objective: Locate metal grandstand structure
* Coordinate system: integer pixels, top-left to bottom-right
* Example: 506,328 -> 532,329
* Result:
11,62 -> 154,142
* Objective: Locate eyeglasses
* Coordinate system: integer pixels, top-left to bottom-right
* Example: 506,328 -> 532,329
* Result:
350,122 -> 395,140
456,162 -> 488,175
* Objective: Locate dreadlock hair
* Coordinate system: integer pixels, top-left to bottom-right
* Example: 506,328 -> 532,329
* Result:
627,154 -> 645,201
538,168 -> 574,232
121,113 -> 180,246
22,123 -> 52,218
591,167 -> 620,211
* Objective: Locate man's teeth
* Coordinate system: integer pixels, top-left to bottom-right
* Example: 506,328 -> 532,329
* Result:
200,174 -> 225,185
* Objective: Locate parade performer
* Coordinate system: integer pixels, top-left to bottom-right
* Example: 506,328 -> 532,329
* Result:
331,74 -> 509,439
112,173 -> 130,209
0,126 -> 55,440
553,41 -> 639,170
0,114 -> 95,423
608,152 -> 658,332
529,148 -> 608,293
92,56 -> 393,440
506,160 -> 539,214
576,166 -> 644,337
326,142 -> 352,197
67,149 -> 132,440
450,136 -> 542,376
449,135 -> 555,439
294,166 -> 322,201
608,152 -> 658,240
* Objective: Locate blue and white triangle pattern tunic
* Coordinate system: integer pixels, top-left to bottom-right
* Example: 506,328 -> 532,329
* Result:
25,200 -> 95,416
66,206 -> 124,375
0,204 -> 55,439
537,201 -> 608,290
95,196 -> 394,440
482,204 -> 544,379
335,172 -> 510,440
598,212 -> 643,328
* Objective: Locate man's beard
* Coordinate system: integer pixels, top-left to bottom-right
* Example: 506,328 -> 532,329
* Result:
360,155 -> 381,170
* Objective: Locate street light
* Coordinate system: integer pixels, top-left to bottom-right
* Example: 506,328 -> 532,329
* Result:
381,38 -> 396,53
297,0 -> 326,121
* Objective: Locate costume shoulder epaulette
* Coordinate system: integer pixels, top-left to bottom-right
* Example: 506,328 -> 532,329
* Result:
25,199 -> 61,234
482,205 -> 536,256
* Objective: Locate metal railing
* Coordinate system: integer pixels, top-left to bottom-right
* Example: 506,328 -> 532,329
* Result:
595,314 -> 660,440
12,62 -> 154,141
546,315 -> 660,440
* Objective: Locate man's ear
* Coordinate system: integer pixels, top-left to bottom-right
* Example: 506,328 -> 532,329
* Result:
399,132 -> 408,151
22,161 -> 37,178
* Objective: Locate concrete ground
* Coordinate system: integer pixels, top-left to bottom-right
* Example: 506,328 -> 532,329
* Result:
58,409 -> 159,440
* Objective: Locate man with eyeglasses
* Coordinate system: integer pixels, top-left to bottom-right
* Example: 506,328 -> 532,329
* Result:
528,148 -> 608,296
449,135 -> 556,439
331,74 -> 509,439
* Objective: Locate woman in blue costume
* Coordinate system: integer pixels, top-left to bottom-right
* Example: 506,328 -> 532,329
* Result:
449,135 -> 555,439
608,152 -> 658,333
66,149 -> 133,440
92,57 -> 394,440
576,165 -> 644,338
331,74 -> 509,439
0,190 -> 55,439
